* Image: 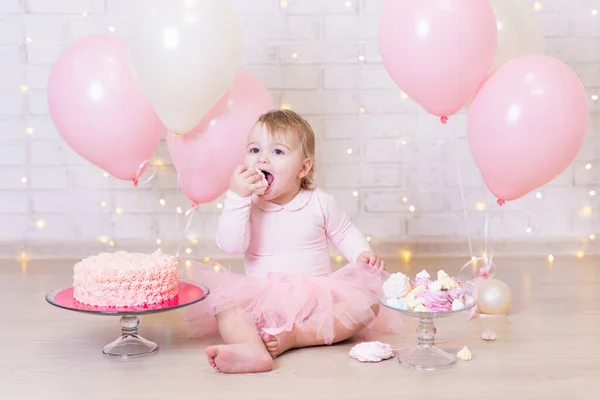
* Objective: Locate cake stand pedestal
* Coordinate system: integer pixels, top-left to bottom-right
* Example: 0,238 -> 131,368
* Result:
381,296 -> 476,370
45,281 -> 209,358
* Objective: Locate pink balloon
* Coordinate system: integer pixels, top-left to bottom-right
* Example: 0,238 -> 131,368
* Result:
47,35 -> 164,182
168,70 -> 274,204
379,0 -> 497,120
467,54 -> 589,202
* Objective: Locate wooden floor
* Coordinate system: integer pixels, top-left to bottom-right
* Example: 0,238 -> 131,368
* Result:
1,255 -> 599,399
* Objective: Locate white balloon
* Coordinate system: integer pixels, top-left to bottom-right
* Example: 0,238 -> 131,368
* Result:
490,0 -> 545,72
126,0 -> 242,134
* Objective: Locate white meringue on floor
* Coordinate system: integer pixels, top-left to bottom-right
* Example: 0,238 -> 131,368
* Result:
349,341 -> 394,363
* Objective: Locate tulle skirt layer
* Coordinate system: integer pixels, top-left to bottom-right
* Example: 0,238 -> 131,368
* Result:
184,262 -> 403,345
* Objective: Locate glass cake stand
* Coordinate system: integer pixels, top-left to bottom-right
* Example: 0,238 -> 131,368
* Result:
381,296 -> 476,370
45,281 -> 209,358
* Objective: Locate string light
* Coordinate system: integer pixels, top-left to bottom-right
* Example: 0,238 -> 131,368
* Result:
585,163 -> 592,170
402,196 -> 408,203
98,236 -> 109,244
476,202 -> 487,211
402,250 -> 412,262
535,192 -> 543,199
352,191 -> 358,197
25,127 -> 34,135
346,148 -> 353,155
359,107 -> 366,114
103,171 -> 109,178
108,26 -> 116,32
345,1 -> 352,7
397,139 -> 408,146
291,53 -> 298,59
153,158 -> 165,168
366,236 -> 372,242
20,251 -> 30,261
280,0 -> 288,8
533,2 -> 543,11
35,220 -> 45,229
577,251 -> 584,259
204,257 -> 210,263
185,260 -> 192,267
109,240 -> 115,247
25,36 -> 32,43
214,265 -> 221,272
589,190 -> 596,197
82,11 -> 89,17
409,205 -> 416,212
280,104 -> 291,110
176,207 -> 183,214
115,207 -> 123,214
400,91 -> 409,100
592,95 -> 599,101
547,254 -> 554,262
593,9 -> 598,15
20,84 -> 28,93
20,177 -> 28,184
185,248 -> 192,254
159,199 -> 166,206
525,226 -> 532,233
358,55 -> 365,62
471,256 -> 477,261
590,234 -> 596,240
216,203 -> 223,209
580,206 -> 593,217
99,201 -> 107,208
156,239 -> 162,245
335,256 -> 343,262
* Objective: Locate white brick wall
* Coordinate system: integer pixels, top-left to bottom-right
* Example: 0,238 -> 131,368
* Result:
1,0 -> 600,259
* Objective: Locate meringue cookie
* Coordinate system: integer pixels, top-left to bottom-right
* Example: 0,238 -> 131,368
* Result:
437,269 -> 450,281
349,341 -> 394,363
416,269 -> 430,280
481,330 -> 498,341
457,346 -> 472,361
413,303 -> 429,312
451,299 -> 465,311
428,280 -> 442,292
382,272 -> 412,299
252,168 -> 269,195
386,297 -> 409,310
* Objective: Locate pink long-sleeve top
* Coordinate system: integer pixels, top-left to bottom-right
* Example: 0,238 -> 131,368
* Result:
216,188 -> 372,278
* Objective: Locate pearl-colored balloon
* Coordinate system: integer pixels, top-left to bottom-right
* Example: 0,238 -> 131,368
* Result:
477,279 -> 512,315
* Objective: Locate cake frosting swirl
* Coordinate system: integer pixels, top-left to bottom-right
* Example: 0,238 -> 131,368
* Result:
73,249 -> 179,307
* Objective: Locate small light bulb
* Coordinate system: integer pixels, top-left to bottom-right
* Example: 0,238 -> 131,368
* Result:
400,91 -> 409,99
20,177 -> 28,184
358,55 -> 365,62
525,226 -> 532,233
35,220 -> 45,229
98,236 -> 109,244
345,1 -> 352,7
589,190 -> 596,197
153,158 -> 164,168
176,207 -> 183,214
592,94 -> 599,101
476,202 -> 487,211
593,9 -> 598,15
20,84 -> 28,93
82,11 -> 89,17
25,36 -> 32,43
291,53 -> 298,59
204,257 -> 210,263
25,127 -> 34,135
156,239 -> 162,245
216,203 -> 223,209
185,248 -> 192,254
402,196 -> 408,203
346,148 -> 353,155
214,265 -> 221,272
280,0 -> 288,8
590,234 -> 596,240
536,192 -> 543,199
99,201 -> 107,208
335,256 -> 342,262
159,199 -> 166,206
471,256 -> 477,261
359,107 -> 366,114
409,205 -> 416,212
366,236 -> 372,242
547,254 -> 554,262
108,26 -> 116,32
352,191 -> 359,197
108,240 -> 115,247
280,103 -> 291,110
115,208 -> 123,214
20,251 -> 29,259
533,2 -> 543,11
585,163 -> 592,170
577,251 -> 584,258
402,250 -> 412,262
580,206 -> 593,217
103,172 -> 109,178
185,260 -> 192,267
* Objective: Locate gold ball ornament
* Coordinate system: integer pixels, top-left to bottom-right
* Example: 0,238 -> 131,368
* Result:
477,278 -> 512,315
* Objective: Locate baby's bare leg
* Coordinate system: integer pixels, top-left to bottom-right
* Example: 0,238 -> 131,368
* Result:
206,308 -> 273,373
262,304 -> 380,358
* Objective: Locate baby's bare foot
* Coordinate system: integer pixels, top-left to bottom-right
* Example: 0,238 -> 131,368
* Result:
205,344 -> 273,374
261,331 -> 297,358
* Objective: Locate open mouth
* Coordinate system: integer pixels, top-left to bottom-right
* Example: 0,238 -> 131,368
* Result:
257,169 -> 274,187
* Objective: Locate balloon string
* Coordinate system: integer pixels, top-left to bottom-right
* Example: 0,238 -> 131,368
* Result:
133,160 -> 157,187
175,201 -> 198,258
455,160 -> 474,261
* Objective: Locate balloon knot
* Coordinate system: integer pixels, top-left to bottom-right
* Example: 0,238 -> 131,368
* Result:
497,199 -> 505,206
440,116 -> 448,124
133,179 -> 139,187
191,201 -> 199,210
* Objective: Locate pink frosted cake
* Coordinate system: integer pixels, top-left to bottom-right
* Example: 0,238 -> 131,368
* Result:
73,250 -> 179,307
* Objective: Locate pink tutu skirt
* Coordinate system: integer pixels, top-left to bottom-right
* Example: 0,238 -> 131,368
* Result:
184,262 -> 403,345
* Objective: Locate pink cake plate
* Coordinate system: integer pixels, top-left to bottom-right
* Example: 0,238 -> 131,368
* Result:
45,281 -> 209,358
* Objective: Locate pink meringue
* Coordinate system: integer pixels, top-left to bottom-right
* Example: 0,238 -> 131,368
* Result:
417,289 -> 452,312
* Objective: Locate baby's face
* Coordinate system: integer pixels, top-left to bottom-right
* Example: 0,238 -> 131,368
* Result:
244,123 -> 307,204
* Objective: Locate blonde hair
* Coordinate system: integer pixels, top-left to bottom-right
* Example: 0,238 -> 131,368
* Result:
257,109 -> 316,190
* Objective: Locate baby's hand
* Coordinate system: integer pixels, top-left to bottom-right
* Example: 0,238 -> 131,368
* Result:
357,251 -> 385,270
229,165 -> 268,198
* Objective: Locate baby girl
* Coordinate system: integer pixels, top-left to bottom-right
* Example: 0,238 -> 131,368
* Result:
189,110 -> 397,373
